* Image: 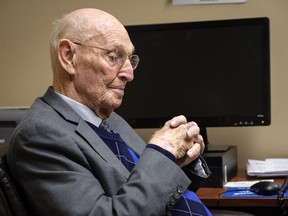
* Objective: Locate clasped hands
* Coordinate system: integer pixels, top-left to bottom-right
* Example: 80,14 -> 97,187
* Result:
149,115 -> 205,167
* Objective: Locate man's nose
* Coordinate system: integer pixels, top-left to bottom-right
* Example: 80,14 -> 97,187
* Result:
119,60 -> 134,81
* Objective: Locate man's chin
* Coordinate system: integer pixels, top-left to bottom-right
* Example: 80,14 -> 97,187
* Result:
111,97 -> 123,109
114,101 -> 122,109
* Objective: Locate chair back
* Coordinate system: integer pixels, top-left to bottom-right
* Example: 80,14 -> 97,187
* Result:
0,155 -> 27,216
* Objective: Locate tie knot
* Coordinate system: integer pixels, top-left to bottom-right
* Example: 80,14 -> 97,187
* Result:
99,121 -> 115,133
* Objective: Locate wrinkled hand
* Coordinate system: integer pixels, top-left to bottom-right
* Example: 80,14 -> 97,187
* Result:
149,115 -> 205,167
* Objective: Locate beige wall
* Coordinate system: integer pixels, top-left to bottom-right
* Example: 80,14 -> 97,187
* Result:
1,0 -> 288,169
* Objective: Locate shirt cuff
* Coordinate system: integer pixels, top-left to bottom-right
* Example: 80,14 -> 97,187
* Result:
146,144 -> 176,162
185,157 -> 210,178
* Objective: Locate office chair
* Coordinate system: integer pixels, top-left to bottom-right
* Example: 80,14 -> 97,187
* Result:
0,155 -> 27,216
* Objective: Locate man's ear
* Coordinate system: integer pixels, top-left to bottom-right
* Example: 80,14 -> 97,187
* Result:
58,39 -> 76,75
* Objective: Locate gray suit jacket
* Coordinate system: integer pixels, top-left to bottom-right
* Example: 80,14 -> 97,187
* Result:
7,87 -> 209,216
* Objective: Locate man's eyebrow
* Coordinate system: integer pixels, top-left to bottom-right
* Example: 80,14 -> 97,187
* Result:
128,46 -> 136,54
111,43 -> 135,53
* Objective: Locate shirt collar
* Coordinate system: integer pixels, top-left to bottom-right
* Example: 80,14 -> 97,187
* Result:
56,92 -> 102,127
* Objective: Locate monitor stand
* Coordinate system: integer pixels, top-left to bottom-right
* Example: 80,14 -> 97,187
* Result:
201,127 -> 230,152
205,144 -> 230,152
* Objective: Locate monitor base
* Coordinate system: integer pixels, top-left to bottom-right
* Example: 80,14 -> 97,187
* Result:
205,144 -> 230,152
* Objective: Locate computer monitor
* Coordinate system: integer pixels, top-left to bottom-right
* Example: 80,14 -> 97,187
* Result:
0,107 -> 28,154
116,17 -> 270,148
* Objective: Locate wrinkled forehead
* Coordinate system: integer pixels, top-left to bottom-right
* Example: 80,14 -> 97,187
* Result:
63,9 -> 135,52
93,23 -> 134,53
80,12 -> 135,53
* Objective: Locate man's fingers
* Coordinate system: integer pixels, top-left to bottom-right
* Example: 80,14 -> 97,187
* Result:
186,123 -> 199,138
187,143 -> 202,158
169,115 -> 187,128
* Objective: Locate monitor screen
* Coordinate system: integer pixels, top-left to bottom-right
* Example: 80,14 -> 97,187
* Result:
116,17 -> 270,143
0,107 -> 28,154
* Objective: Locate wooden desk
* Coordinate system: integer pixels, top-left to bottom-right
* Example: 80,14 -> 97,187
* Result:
196,169 -> 288,207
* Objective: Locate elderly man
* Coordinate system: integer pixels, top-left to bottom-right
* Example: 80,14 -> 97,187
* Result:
7,8 -> 212,215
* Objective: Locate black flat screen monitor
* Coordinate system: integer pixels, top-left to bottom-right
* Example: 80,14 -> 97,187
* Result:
116,17 -> 270,146
0,107 -> 28,154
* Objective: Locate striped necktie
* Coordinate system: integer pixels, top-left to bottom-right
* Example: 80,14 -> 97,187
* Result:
98,121 -> 138,171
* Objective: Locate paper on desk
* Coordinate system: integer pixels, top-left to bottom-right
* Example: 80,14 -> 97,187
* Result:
247,158 -> 288,177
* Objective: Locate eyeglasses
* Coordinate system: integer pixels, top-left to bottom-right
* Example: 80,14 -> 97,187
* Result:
72,41 -> 140,70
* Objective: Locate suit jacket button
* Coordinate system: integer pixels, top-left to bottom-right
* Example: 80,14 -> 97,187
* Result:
170,199 -> 176,205
174,192 -> 180,200
166,204 -> 172,210
177,186 -> 183,194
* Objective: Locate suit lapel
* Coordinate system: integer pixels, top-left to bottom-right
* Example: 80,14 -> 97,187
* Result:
43,87 -> 130,178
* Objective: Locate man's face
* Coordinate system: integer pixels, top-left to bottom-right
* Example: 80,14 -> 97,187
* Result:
72,30 -> 135,119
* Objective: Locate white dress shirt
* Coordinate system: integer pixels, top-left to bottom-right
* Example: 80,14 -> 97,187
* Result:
56,92 -> 102,127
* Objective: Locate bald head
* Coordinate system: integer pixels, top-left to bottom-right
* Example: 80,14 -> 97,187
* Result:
49,8 -> 129,73
62,8 -> 126,38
